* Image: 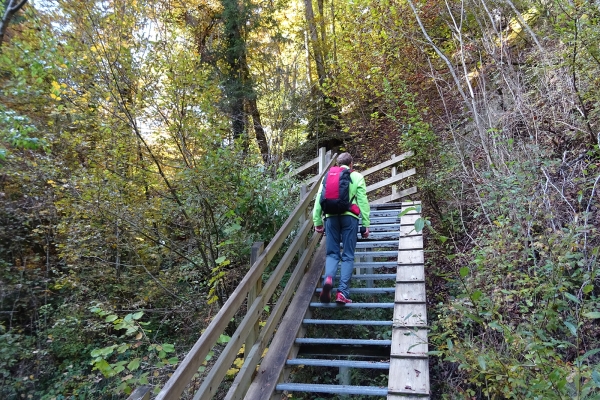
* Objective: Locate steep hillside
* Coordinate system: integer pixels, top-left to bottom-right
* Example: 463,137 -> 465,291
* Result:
334,1 -> 600,396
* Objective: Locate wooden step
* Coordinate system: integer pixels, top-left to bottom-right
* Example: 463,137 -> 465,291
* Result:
354,261 -> 398,268
359,232 -> 400,240
275,202 -> 429,400
355,250 -> 403,257
356,240 -> 400,248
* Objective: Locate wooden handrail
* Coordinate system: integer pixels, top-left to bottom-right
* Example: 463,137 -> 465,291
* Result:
361,151 -> 413,178
224,232 -> 322,400
154,156 -> 337,400
245,242 -> 327,399
127,386 -> 151,400
288,147 -> 330,177
366,168 -> 416,194
307,151 -> 414,189
244,242 -> 264,355
290,157 -> 319,177
193,219 -> 313,400
372,186 -> 418,204
305,173 -> 321,186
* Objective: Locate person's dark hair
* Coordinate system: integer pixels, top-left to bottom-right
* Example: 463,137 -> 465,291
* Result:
337,153 -> 353,166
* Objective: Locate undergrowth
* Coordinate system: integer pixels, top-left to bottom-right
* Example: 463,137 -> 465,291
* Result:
428,150 -> 600,398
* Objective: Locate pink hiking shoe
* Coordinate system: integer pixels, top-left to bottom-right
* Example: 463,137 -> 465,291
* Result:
320,276 -> 333,303
335,291 -> 352,304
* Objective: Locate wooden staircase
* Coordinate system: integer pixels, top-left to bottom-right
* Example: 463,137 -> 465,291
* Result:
136,151 -> 426,400
248,202 -> 429,399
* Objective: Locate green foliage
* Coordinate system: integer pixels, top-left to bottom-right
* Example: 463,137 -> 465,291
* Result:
87,305 -> 177,395
0,105 -> 47,159
0,1 -> 300,397
0,332 -> 36,399
381,78 -> 437,166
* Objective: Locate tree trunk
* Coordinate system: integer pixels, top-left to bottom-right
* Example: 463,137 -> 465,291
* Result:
303,0 -> 327,87
0,0 -> 28,51
303,0 -> 342,145
247,98 -> 269,164
222,0 -> 247,148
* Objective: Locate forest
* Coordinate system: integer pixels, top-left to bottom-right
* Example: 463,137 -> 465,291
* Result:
1,0 -> 599,398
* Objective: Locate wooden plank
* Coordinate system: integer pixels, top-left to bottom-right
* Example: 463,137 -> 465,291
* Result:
366,169 -> 416,194
245,244 -> 327,400
306,151 -> 335,186
395,201 -> 420,209
395,283 -> 426,303
391,329 -> 429,356
370,209 -> 416,217
398,235 -> 423,250
400,226 -> 420,237
371,203 -> 410,210
193,221 -> 314,400
277,278 -> 316,400
155,158 -> 336,400
225,233 -> 322,400
396,265 -> 425,282
388,202 -> 429,398
306,173 -> 321,186
398,250 -> 424,265
393,303 -> 428,326
361,151 -> 413,177
391,154 -> 398,199
319,148 -> 332,174
288,148 -> 333,178
399,214 -> 420,226
388,358 -> 430,395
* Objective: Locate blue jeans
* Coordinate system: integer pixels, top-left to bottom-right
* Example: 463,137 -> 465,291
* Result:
324,215 -> 358,298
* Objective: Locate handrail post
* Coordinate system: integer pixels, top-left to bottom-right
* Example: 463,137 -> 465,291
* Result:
391,154 -> 398,198
245,242 -> 264,353
318,147 -> 327,174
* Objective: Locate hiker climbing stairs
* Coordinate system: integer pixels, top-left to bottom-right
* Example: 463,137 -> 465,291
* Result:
272,202 -> 430,399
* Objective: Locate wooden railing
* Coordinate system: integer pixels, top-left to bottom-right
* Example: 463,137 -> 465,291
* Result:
129,150 -> 416,400
363,152 -> 416,203
288,147 -> 332,187
289,148 -> 417,198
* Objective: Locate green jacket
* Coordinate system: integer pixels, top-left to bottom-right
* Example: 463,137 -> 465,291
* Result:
312,165 -> 370,228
